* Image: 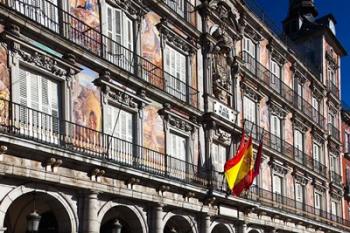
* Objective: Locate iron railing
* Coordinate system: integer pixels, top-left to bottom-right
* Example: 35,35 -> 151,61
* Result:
244,120 -> 328,177
0,98 -> 206,186
328,123 -> 341,142
241,51 -> 325,129
242,0 -> 321,78
163,0 -> 197,26
0,0 -> 199,108
328,80 -> 340,99
0,98 -> 349,229
330,171 -> 342,185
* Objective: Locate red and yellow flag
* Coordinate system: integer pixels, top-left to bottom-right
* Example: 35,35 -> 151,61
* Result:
224,130 -> 264,196
224,132 -> 252,191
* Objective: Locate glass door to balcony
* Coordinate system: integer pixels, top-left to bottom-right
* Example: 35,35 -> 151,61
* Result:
243,37 -> 257,75
312,97 -> 320,124
105,6 -> 134,73
270,60 -> 281,94
167,132 -> 187,180
270,115 -> 281,152
12,67 -> 60,144
13,0 -> 59,32
294,81 -> 303,111
165,0 -> 185,17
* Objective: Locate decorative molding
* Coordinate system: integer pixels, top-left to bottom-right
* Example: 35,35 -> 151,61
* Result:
157,19 -> 197,54
214,128 -> 231,145
312,179 -> 327,193
241,83 -> 261,102
244,24 -> 262,42
292,170 -> 309,186
329,187 -> 343,201
267,41 -> 287,65
109,90 -> 138,109
328,141 -> 340,155
267,100 -> 287,119
159,104 -> 198,133
109,0 -> 147,18
269,159 -> 288,176
312,130 -> 325,144
293,118 -> 308,132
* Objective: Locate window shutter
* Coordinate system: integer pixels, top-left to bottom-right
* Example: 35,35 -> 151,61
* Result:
29,73 -> 40,110
104,105 -> 113,136
115,9 -> 122,44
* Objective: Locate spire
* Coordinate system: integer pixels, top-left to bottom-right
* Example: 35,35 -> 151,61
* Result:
287,0 -> 318,18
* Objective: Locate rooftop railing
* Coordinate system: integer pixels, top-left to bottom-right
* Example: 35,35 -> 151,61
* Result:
0,98 -> 349,229
244,120 -> 328,177
1,0 -> 199,108
241,51 -> 325,129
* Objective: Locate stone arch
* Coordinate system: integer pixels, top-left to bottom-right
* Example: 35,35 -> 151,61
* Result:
210,222 -> 235,233
98,201 -> 148,233
162,212 -> 198,233
247,228 -> 263,233
0,183 -> 78,233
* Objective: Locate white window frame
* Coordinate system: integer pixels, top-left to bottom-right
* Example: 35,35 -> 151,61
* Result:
312,97 -> 320,123
167,130 -> 188,180
314,192 -> 322,210
345,131 -> 350,153
295,182 -> 304,204
211,142 -> 227,172
105,4 -> 134,71
273,175 -> 283,195
243,96 -> 256,124
270,114 -> 281,151
270,60 -> 281,93
243,37 -> 257,58
294,130 -> 303,152
164,45 -> 187,101
313,142 -> 321,162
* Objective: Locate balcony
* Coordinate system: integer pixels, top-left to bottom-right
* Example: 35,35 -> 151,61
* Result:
0,99 -> 206,187
328,80 -> 340,99
345,183 -> 350,200
241,52 -> 325,129
330,171 -> 342,185
0,0 -> 199,108
163,0 -> 197,26
0,98 -> 349,230
212,175 -> 350,230
244,120 -> 328,177
328,123 -> 341,142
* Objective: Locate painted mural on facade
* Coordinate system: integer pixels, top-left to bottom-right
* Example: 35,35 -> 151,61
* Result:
143,104 -> 165,154
71,67 -> 101,148
141,12 -> 163,89
69,0 -> 100,30
0,25 -> 10,124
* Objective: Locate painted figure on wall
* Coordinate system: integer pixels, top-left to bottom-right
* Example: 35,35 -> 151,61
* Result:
141,12 -> 163,88
69,0 -> 100,30
0,40 -> 10,124
143,104 -> 165,154
71,67 -> 101,148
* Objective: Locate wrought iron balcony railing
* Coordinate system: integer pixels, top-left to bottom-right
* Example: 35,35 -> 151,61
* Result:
241,52 -> 325,129
327,80 -> 340,99
163,0 -> 197,26
0,0 -> 199,108
330,171 -> 342,185
0,98 -> 349,229
328,123 -> 341,142
213,173 -> 349,230
244,120 -> 328,177
0,98 -> 206,186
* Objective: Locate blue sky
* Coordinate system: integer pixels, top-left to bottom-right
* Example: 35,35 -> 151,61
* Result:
255,0 -> 350,103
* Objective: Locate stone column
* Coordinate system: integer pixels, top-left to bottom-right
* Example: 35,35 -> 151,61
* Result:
240,223 -> 248,233
154,205 -> 163,233
83,191 -> 99,233
201,214 -> 210,233
0,228 -> 6,233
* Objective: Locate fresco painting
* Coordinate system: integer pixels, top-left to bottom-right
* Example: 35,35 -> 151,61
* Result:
71,67 -> 102,150
143,104 -> 165,154
0,37 -> 10,125
69,0 -> 100,29
141,12 -> 163,89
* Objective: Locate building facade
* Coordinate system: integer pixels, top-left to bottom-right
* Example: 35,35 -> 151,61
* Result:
0,0 -> 347,232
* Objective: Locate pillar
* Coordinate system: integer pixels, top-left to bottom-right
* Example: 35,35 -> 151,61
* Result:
83,191 -> 99,233
154,205 -> 163,233
201,214 -> 210,233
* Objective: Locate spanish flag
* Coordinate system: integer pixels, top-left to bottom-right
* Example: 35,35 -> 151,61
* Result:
224,130 -> 251,190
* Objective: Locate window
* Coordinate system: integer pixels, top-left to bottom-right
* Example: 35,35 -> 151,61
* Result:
12,66 -> 60,141
330,155 -> 339,173
314,192 -> 322,210
295,183 -> 304,208
243,37 -> 257,74
243,37 -> 256,58
270,115 -> 281,151
168,132 -> 187,179
164,46 -> 187,101
294,81 -> 303,110
331,201 -> 338,220
294,130 -> 303,161
273,175 -> 283,202
105,5 -> 133,71
312,97 -> 320,123
165,0 -> 185,16
328,66 -> 336,85
313,142 -> 322,172
243,96 -> 256,124
104,105 -> 133,142
270,60 -> 281,93
346,166 -> 350,185
211,143 -> 227,172
345,132 -> 350,153
104,105 -> 134,163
